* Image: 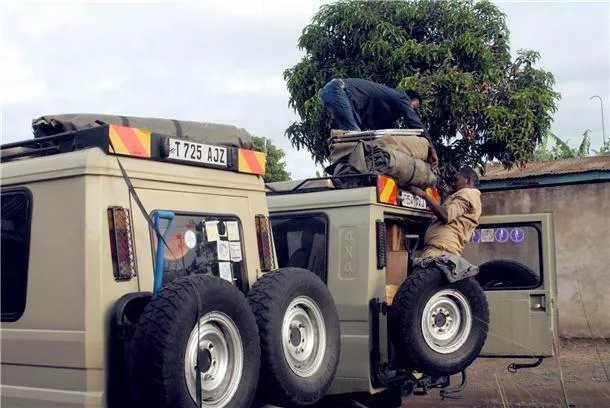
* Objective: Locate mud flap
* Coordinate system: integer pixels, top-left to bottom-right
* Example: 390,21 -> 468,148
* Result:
107,292 -> 151,408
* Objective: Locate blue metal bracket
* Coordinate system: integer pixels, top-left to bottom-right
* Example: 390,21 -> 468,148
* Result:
152,210 -> 175,294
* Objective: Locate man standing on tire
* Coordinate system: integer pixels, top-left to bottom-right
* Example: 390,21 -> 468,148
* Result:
320,77 -> 439,171
409,167 -> 481,258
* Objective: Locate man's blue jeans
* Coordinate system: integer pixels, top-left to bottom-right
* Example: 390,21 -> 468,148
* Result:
321,79 -> 361,131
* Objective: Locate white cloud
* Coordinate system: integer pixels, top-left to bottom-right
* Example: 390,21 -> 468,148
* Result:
203,0 -> 329,20
225,71 -> 288,96
84,77 -> 126,94
0,44 -> 49,103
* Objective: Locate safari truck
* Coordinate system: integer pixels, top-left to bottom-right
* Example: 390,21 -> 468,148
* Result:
1,115 -> 558,408
265,174 -> 559,406
0,115 -> 343,408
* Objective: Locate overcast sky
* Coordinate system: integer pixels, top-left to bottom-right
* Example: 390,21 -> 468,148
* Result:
1,0 -> 608,179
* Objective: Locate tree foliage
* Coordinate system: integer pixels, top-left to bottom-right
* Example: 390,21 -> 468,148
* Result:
284,0 -> 560,178
534,130 -> 591,161
593,139 -> 610,156
251,136 -> 291,183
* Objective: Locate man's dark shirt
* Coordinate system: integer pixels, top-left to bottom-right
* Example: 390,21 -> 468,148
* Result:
343,78 -> 425,132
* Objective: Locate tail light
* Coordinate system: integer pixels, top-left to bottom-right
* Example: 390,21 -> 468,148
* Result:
108,206 -> 136,281
255,214 -> 276,272
376,220 -> 387,269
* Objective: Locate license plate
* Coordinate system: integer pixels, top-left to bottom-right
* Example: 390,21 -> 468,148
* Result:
168,138 -> 227,167
399,191 -> 427,210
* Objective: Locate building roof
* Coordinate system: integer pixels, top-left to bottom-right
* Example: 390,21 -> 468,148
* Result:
481,155 -> 610,181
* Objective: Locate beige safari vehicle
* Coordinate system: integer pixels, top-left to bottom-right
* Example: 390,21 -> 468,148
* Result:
1,115 -> 558,408
1,116 -> 342,408
266,174 -> 559,406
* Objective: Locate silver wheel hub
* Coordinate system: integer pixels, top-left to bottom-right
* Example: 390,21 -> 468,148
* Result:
421,289 -> 472,354
185,312 -> 243,407
282,296 -> 326,378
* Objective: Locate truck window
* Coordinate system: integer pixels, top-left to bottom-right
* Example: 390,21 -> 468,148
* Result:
462,225 -> 542,290
270,214 -> 328,283
1,188 -> 33,322
150,213 -> 246,290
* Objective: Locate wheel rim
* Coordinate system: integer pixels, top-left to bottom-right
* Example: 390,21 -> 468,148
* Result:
185,312 -> 243,407
281,296 -> 326,377
421,289 -> 472,354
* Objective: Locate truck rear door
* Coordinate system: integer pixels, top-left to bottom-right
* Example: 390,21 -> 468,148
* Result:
461,213 -> 558,357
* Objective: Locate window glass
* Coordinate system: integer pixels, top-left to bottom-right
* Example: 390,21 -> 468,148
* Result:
1,188 -> 32,322
462,225 -> 542,290
151,213 -> 245,289
270,215 -> 328,283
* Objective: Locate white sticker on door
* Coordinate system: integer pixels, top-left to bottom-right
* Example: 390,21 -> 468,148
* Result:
184,230 -> 197,249
229,241 -> 243,262
480,228 -> 495,243
219,262 -> 233,282
217,240 -> 230,261
205,221 -> 219,242
226,221 -> 240,241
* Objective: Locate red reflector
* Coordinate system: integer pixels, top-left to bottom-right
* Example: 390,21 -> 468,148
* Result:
426,187 -> 441,205
238,149 -> 266,175
108,207 -> 136,281
377,176 -> 398,205
255,214 -> 275,272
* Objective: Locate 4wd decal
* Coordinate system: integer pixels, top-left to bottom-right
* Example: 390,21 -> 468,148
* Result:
339,227 -> 357,280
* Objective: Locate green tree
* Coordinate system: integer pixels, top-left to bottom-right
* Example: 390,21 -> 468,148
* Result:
284,0 -> 560,178
593,139 -> 610,156
534,130 -> 591,160
251,136 -> 291,183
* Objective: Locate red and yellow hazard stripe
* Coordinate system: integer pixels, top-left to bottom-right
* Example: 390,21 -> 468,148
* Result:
238,149 -> 266,175
426,187 -> 441,204
108,125 -> 152,158
377,176 -> 398,205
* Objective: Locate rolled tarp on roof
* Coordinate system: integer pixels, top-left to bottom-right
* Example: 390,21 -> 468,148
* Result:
31,113 -> 253,149
327,141 -> 437,189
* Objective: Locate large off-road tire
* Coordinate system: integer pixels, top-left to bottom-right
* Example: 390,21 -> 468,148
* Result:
128,275 -> 260,408
248,268 -> 340,407
390,266 -> 489,377
476,259 -> 539,289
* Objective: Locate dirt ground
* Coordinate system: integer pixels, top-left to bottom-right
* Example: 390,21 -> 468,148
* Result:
406,339 -> 610,408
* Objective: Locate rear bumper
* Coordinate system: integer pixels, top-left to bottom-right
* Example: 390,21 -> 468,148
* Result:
1,385 -> 103,408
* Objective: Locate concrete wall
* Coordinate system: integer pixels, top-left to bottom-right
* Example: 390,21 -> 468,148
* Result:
481,181 -> 610,338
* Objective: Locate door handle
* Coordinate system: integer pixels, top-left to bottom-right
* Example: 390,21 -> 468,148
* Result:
530,294 -> 546,311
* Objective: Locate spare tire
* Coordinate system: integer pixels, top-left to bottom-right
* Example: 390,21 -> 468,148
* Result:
248,268 -> 340,407
390,266 -> 489,377
128,275 -> 260,408
476,259 -> 539,289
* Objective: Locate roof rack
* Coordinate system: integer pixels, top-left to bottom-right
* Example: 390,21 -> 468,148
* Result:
0,124 -> 266,176
266,173 -> 436,212
265,173 -> 379,194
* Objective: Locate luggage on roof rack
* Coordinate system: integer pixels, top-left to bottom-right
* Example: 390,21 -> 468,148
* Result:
326,129 -> 437,189
32,114 -> 253,149
329,128 -> 429,163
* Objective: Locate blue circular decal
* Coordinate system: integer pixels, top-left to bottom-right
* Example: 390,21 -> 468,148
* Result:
470,230 -> 481,244
495,228 -> 509,243
510,228 -> 525,243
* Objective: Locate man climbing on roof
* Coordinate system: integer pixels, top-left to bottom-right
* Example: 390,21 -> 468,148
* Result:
409,167 -> 482,258
320,77 -> 439,170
